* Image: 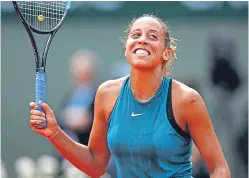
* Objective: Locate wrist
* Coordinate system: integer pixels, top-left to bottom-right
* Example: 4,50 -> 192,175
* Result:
47,127 -> 61,140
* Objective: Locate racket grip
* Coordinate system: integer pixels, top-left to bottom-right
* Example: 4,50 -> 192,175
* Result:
35,72 -> 47,128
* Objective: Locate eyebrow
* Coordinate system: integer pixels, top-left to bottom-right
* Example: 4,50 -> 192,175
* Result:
148,29 -> 159,33
130,29 -> 160,34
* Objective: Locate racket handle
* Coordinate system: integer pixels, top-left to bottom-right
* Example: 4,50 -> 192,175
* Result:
35,71 -> 47,128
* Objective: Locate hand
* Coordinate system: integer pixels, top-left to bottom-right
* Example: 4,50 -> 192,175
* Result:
29,102 -> 59,139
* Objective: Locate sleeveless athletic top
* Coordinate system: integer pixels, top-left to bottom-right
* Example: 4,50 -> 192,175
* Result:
107,76 -> 193,178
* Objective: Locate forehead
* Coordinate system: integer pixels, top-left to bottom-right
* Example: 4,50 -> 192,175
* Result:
130,17 -> 162,32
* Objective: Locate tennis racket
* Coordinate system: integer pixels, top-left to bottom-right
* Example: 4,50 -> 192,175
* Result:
13,1 -> 71,128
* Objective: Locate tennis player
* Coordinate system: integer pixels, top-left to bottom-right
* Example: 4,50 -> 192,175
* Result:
29,14 -> 231,178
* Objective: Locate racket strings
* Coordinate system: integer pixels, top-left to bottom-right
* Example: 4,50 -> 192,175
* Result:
17,1 -> 68,32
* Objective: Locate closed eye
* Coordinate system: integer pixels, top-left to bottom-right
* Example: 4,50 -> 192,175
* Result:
149,34 -> 157,40
131,32 -> 140,38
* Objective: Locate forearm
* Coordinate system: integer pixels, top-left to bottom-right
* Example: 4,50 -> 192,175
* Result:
210,167 -> 231,178
48,128 -> 104,177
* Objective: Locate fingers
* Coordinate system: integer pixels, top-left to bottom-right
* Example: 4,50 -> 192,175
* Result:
29,101 -> 54,115
29,101 -> 51,132
30,110 -> 46,129
29,102 -> 37,110
30,120 -> 46,130
30,120 -> 44,126
30,109 -> 45,117
30,108 -> 46,126
40,102 -> 54,115
30,115 -> 46,122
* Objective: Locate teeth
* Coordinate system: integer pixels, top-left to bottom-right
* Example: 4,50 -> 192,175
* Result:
135,49 -> 149,56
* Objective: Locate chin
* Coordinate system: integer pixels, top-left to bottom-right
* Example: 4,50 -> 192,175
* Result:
130,59 -> 155,70
128,54 -> 156,69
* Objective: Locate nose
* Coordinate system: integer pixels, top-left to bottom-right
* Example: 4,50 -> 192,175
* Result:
138,35 -> 148,45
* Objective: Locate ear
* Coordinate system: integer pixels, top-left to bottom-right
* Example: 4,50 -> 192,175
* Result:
162,49 -> 171,61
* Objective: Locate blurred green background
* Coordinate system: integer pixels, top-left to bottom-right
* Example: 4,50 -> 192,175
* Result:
1,1 -> 248,178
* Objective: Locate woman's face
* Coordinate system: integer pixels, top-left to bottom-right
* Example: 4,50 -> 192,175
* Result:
125,17 -> 167,71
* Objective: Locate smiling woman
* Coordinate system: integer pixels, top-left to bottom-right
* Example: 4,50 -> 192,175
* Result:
29,14 -> 231,178
123,14 -> 177,77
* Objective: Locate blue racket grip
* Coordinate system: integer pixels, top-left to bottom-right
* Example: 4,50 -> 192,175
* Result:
35,72 -> 47,128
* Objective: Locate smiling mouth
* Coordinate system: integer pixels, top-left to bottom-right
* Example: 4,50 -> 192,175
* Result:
133,48 -> 151,57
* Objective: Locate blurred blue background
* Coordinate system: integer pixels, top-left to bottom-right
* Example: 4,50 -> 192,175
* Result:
1,1 -> 248,178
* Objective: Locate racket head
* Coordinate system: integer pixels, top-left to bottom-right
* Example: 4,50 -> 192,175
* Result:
13,1 -> 71,34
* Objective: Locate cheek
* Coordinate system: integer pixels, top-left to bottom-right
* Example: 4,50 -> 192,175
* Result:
126,39 -> 136,50
153,44 -> 164,57
124,47 -> 130,58
154,43 -> 162,52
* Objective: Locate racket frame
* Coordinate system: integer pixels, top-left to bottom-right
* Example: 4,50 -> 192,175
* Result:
12,1 -> 70,70
13,1 -> 71,128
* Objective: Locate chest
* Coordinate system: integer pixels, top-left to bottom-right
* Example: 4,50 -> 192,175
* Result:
107,102 -> 191,162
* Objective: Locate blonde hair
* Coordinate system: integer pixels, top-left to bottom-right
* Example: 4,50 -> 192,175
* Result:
161,38 -> 177,77
124,14 -> 178,77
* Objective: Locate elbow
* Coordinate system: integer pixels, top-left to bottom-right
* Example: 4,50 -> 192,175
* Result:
90,170 -> 106,178
97,170 -> 107,178
96,166 -> 109,177
211,166 -> 231,178
87,167 -> 107,178
220,168 -> 231,178
224,168 -> 231,178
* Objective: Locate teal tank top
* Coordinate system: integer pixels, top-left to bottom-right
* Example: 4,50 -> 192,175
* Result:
107,76 -> 193,178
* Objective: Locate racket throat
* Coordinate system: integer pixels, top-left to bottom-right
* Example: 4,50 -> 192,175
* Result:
36,67 -> 45,73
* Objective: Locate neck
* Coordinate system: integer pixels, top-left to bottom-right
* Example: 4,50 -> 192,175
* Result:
130,66 -> 163,102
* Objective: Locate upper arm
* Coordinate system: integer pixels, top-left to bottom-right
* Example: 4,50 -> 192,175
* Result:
182,90 -> 229,172
87,83 -> 111,169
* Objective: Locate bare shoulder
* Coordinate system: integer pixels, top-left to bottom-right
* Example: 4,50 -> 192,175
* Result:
172,79 -> 208,126
172,79 -> 202,106
97,76 -> 127,96
96,76 -> 127,120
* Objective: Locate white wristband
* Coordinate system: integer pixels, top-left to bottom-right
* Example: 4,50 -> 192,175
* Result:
47,127 -> 60,140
